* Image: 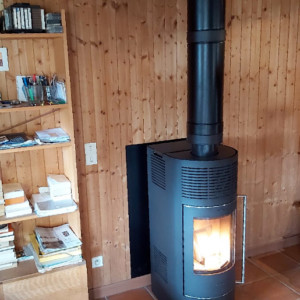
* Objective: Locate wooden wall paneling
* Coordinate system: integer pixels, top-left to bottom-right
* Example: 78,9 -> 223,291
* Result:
114,0 -> 132,278
153,0 -> 166,141
101,0 -> 127,284
281,0 -> 300,210
141,0 -> 155,143
176,0 -> 187,139
228,0 -> 241,152
238,0 -> 252,196
293,5 -> 300,235
59,1 -> 89,243
72,0 -> 97,287
128,0 -> 145,143
254,0 -> 272,244
165,0 -> 177,140
273,0 -> 291,238
246,0 -> 262,248
81,0 -> 103,288
262,0 -> 281,240
94,0 -> 113,287
246,0 -> 261,215
235,0 -> 252,252
138,0 -> 155,143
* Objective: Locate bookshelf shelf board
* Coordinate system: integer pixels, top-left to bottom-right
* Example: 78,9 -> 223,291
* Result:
0,213 -> 38,225
0,141 -> 72,154
0,32 -> 63,40
0,104 -> 69,113
0,259 -> 86,283
0,209 -> 78,226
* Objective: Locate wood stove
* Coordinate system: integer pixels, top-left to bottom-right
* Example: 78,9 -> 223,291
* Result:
147,0 -> 238,299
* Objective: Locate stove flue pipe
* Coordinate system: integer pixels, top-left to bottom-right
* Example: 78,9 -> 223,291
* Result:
187,0 -> 225,157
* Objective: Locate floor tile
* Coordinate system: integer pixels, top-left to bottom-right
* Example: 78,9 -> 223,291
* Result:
235,259 -> 269,284
235,277 -> 299,300
282,245 -> 300,263
107,288 -> 154,300
251,251 -> 299,275
273,267 -> 300,294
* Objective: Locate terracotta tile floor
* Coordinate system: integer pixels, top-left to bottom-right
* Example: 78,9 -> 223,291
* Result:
98,244 -> 300,300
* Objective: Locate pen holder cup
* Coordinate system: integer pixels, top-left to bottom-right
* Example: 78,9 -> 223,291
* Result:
24,85 -> 44,105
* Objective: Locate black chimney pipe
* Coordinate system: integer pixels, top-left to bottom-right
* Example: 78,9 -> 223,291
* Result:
187,0 -> 225,157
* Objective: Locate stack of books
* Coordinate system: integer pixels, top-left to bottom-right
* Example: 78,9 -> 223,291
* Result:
35,128 -> 70,144
0,179 -> 4,217
26,224 -> 82,273
30,174 -> 77,217
0,224 -> 17,270
45,12 -> 62,33
1,3 -> 45,33
3,183 -> 32,218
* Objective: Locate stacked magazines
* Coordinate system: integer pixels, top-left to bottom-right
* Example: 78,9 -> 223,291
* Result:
25,224 -> 82,273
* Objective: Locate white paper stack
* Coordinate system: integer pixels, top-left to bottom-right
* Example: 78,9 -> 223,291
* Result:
47,174 -> 72,200
31,193 -> 77,217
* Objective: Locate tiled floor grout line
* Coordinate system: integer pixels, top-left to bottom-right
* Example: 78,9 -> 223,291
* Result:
279,249 -> 300,265
248,257 -> 300,296
144,286 -> 158,300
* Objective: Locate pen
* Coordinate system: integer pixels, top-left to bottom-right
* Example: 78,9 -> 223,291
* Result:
22,77 -> 34,102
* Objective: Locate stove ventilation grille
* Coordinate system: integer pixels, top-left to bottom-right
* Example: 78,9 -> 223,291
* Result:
181,162 -> 237,200
151,153 -> 166,190
153,246 -> 168,283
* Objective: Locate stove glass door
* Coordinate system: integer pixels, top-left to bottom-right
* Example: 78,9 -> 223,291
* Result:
193,213 -> 235,273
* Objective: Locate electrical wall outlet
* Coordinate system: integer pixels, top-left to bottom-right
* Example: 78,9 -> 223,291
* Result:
92,255 -> 103,268
84,142 -> 98,165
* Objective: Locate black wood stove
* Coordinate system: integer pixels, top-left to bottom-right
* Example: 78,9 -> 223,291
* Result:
147,0 -> 238,299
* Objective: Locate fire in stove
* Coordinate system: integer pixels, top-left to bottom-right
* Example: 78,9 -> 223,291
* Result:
193,214 -> 235,272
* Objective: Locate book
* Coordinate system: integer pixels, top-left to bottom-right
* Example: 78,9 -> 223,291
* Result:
0,241 -> 14,251
0,261 -> 17,271
0,224 -> 13,238
5,200 -> 32,218
0,224 -> 8,234
4,196 -> 25,206
35,224 -> 82,254
0,233 -> 14,243
31,193 -> 77,217
0,241 -> 10,248
0,249 -> 16,262
3,182 -> 24,200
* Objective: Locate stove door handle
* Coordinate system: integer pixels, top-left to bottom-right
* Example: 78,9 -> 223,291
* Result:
236,195 -> 247,284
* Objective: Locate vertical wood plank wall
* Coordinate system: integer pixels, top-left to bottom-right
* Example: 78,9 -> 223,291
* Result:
4,0 -> 300,290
